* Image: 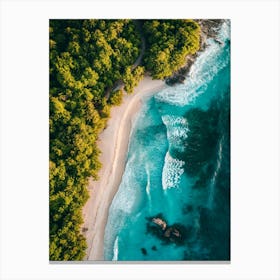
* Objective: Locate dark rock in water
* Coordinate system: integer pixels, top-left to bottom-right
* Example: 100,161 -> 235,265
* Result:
171,227 -> 181,238
164,226 -> 182,239
152,217 -> 167,230
164,227 -> 172,238
141,248 -> 147,255
166,224 -> 189,245
146,214 -> 189,245
146,213 -> 166,230
151,245 -> 157,251
196,19 -> 225,51
166,74 -> 186,86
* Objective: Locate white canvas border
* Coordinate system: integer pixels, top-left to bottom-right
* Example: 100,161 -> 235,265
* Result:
0,0 -> 279,279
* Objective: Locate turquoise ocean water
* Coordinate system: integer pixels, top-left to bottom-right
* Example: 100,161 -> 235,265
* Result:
104,20 -> 230,261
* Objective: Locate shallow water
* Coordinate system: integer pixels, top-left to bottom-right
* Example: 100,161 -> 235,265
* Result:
104,20 -> 230,261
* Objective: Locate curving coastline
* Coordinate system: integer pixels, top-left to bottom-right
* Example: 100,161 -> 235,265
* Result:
82,75 -> 166,260
81,19 -> 225,261
102,20 -> 230,261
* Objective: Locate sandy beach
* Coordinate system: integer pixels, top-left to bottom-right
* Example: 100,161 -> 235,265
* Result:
82,75 -> 167,260
81,19 -> 222,261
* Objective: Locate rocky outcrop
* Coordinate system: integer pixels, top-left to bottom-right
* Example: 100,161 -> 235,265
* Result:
164,227 -> 181,238
152,217 -> 167,230
196,19 -> 225,52
165,19 -> 225,86
141,248 -> 147,255
147,214 -> 189,245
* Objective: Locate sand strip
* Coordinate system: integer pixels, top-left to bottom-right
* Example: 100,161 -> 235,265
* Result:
82,75 -> 167,260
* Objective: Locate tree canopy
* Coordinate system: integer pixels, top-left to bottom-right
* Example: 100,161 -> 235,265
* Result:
142,20 -> 200,79
123,66 -> 145,93
49,19 -> 202,261
49,19 -> 142,261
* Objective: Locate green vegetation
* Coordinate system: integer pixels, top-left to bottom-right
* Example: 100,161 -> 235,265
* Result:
143,20 -> 200,79
49,19 -> 202,261
123,66 -> 145,93
49,19 -> 142,261
108,89 -> 124,106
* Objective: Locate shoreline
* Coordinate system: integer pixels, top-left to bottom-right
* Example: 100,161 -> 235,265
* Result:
82,75 -> 167,260
81,20 -> 225,261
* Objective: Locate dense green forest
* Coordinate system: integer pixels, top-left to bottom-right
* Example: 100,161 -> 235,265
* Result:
142,20 -> 200,79
49,19 -> 142,260
49,19 -> 201,261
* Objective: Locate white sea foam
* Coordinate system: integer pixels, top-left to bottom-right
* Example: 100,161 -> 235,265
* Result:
109,154 -> 140,214
162,115 -> 189,152
155,21 -> 230,107
104,154 -> 139,259
104,214 -> 123,260
162,115 -> 187,125
162,152 -> 185,190
145,163 -> 151,197
145,163 -> 153,214
217,20 -> 230,42
112,236 -> 119,261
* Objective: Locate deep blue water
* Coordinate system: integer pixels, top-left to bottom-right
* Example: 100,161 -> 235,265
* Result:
104,20 -> 230,261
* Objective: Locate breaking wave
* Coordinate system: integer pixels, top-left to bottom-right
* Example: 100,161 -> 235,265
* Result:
112,236 -> 119,261
104,20 -> 230,261
162,152 -> 185,190
155,22 -> 230,107
162,115 -> 189,153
